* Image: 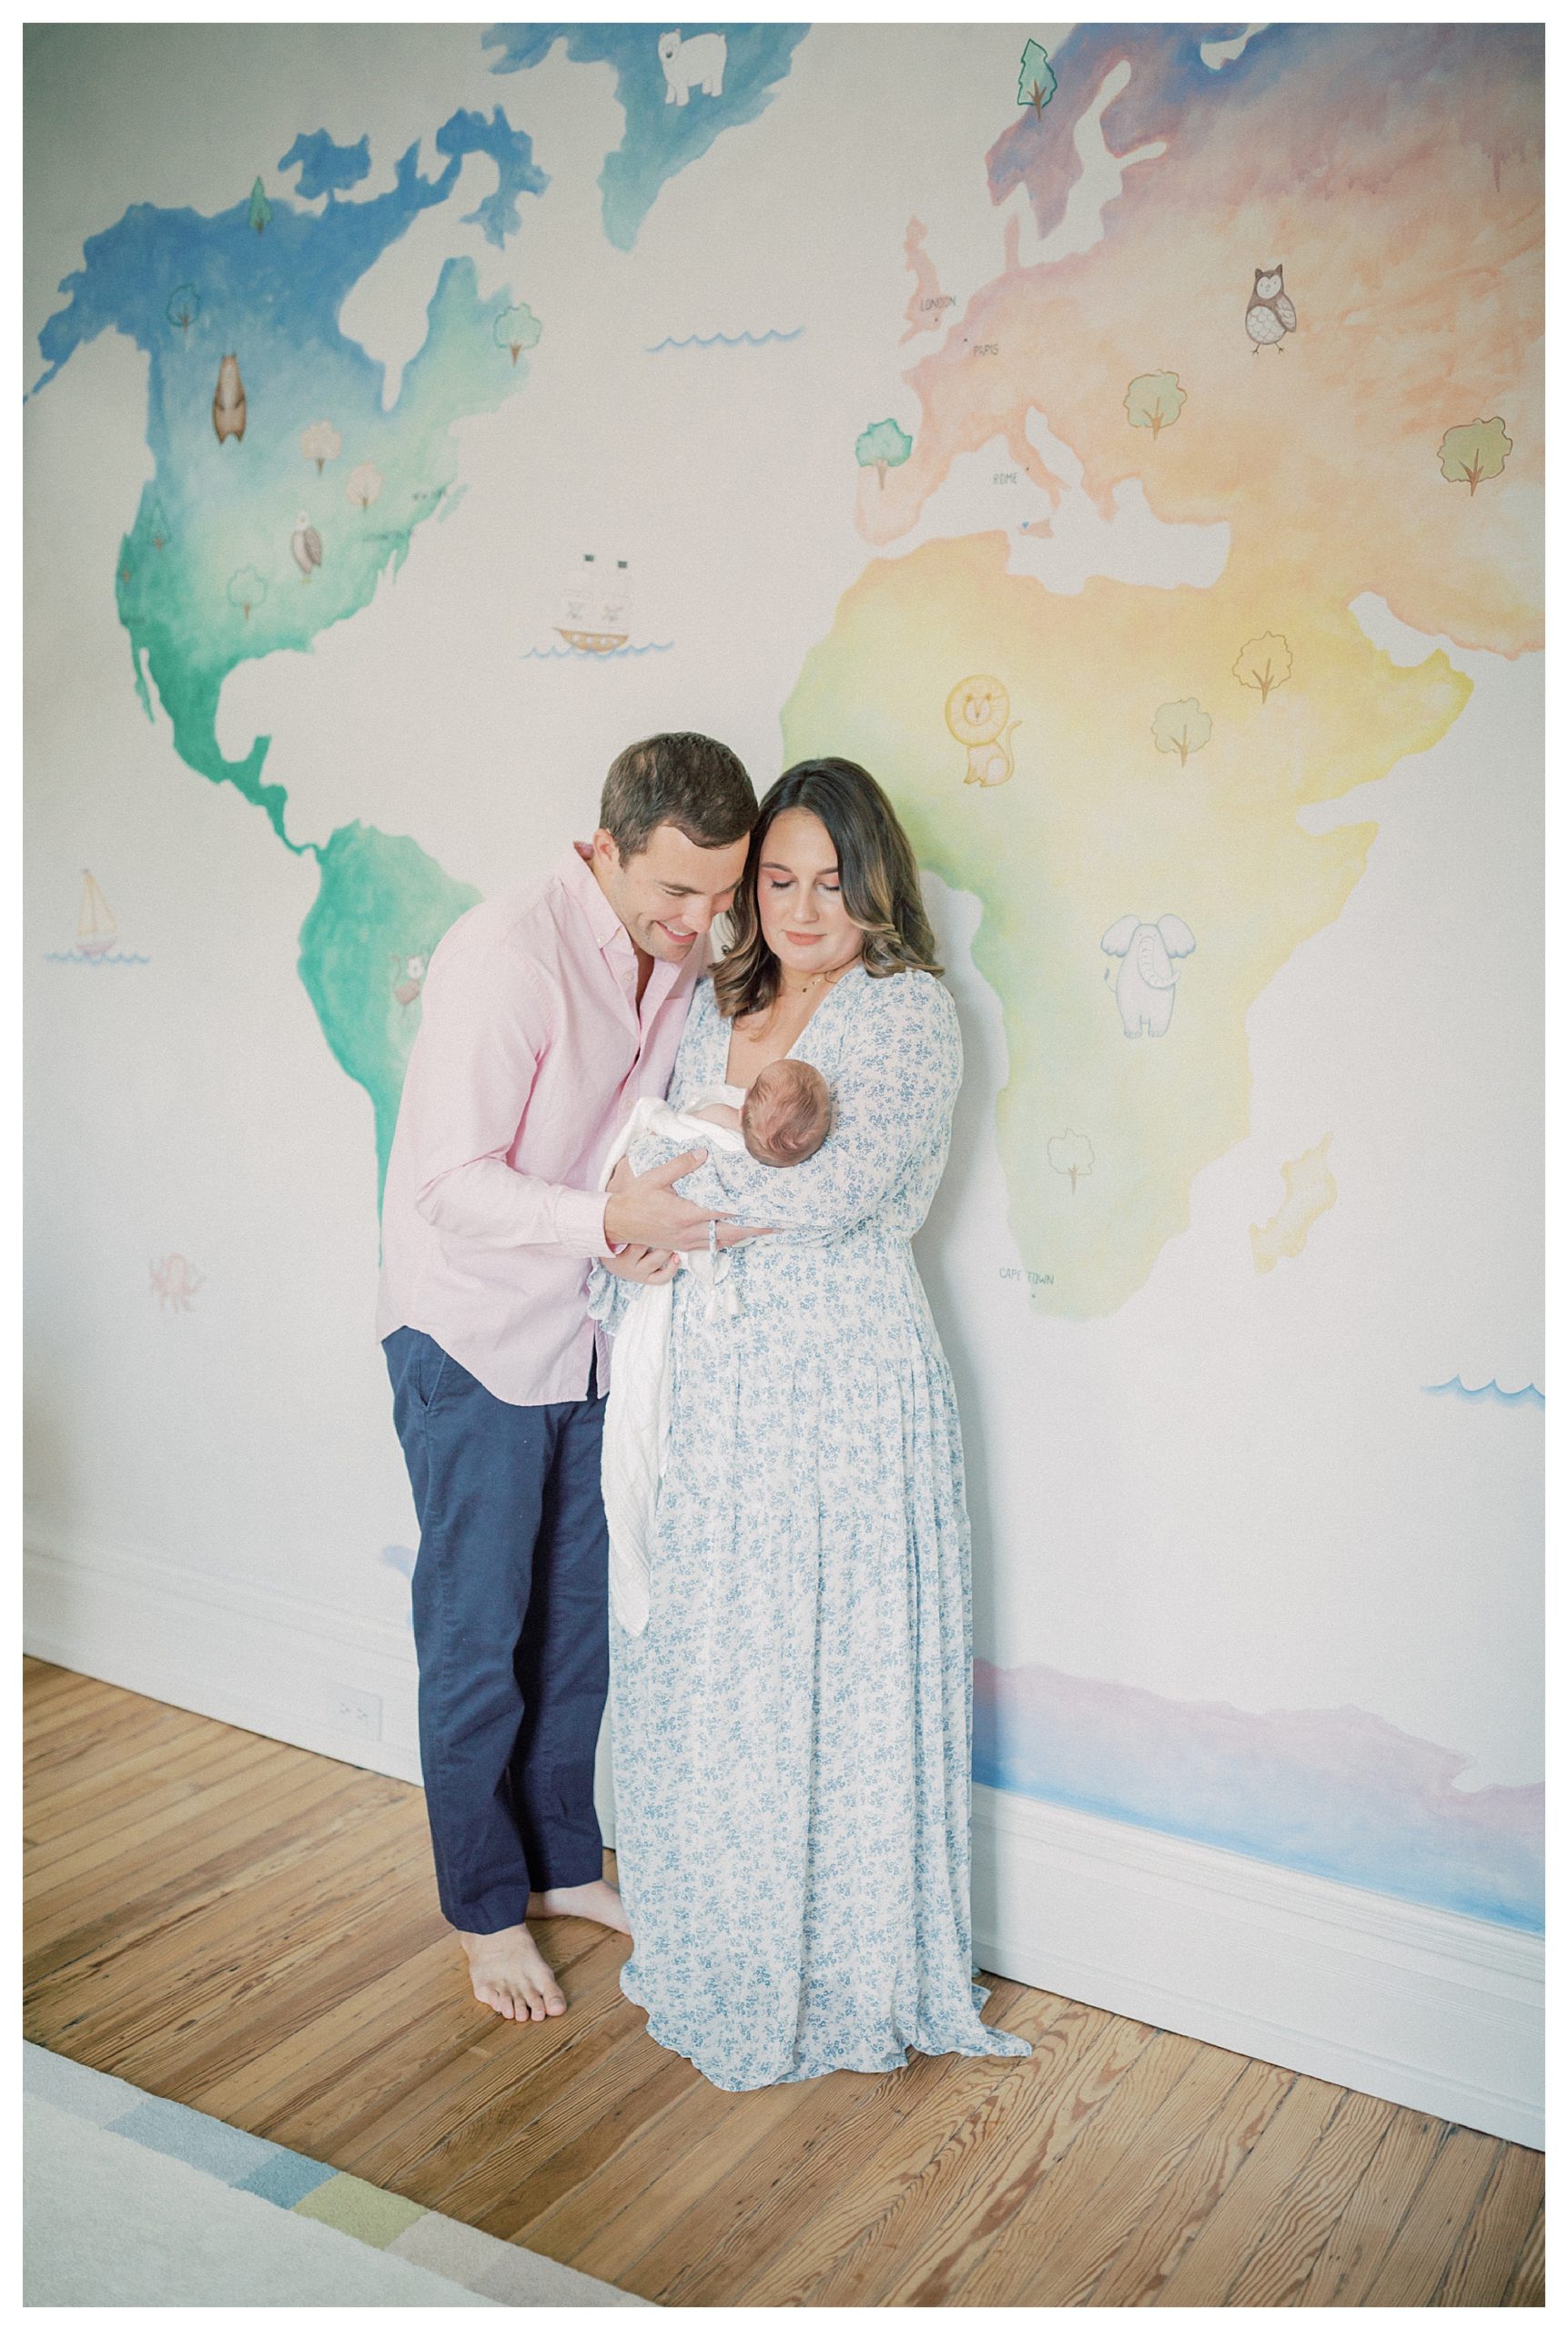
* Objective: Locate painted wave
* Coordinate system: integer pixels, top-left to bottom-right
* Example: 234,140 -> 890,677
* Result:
1423,1375 -> 1543,1406
42,951 -> 152,967
644,328 -> 804,352
974,1659 -> 1543,1931
520,642 -> 674,661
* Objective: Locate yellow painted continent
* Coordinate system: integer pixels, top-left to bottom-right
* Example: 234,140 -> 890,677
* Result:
788,26 -> 1536,1320
1251,1136 -> 1338,1273
782,532 -> 1467,1318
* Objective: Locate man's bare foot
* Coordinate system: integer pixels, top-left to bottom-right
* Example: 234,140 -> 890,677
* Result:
458,1923 -> 567,2021
527,1877 -> 632,1935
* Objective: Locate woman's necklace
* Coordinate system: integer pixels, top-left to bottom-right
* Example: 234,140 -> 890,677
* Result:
777,956 -> 856,999
736,955 -> 856,1050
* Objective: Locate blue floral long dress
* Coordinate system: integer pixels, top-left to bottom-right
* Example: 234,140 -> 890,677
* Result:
588,962 -> 1030,2092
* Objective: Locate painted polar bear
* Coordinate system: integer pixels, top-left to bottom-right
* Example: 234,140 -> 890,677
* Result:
659,28 -> 727,103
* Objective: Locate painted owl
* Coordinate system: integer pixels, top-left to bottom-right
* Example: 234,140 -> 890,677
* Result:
291,512 -> 323,579
212,353 -> 247,441
1245,266 -> 1297,352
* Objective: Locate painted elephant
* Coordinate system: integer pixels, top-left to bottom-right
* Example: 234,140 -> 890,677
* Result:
1101,913 -> 1197,1037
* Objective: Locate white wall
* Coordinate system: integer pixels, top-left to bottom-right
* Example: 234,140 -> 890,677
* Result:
25,22 -> 1542,2143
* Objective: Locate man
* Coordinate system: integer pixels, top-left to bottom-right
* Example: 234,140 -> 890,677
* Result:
379,733 -> 757,2021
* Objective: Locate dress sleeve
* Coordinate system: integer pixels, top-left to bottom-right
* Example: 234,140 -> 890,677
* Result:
587,1259 -> 639,1335
677,971 -> 962,1239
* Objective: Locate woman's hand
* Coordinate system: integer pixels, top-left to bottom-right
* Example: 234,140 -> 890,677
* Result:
600,1242 -> 679,1285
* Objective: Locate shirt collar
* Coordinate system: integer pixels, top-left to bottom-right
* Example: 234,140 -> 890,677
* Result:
563,841 -> 701,1008
563,840 -> 630,957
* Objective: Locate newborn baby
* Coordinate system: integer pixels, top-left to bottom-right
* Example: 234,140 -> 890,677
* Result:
593,1059 -> 834,1636
685,1056 -> 833,1167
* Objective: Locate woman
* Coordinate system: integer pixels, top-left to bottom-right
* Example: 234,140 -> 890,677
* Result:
590,758 -> 1029,2091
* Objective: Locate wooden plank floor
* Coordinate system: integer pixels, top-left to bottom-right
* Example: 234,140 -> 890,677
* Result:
23,1659 -> 1545,2306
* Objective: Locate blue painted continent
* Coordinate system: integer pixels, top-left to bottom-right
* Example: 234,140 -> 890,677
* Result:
485,21 -> 809,250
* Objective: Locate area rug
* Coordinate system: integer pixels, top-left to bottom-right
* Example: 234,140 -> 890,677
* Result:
24,2042 -> 648,2307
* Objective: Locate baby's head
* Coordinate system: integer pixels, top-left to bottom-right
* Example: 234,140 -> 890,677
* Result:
741,1059 -> 833,1168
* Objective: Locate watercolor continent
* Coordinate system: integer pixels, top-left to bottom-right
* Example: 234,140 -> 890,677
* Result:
484,22 -> 809,251
790,23 -> 1540,1318
975,1660 -> 1543,1930
784,532 -> 1465,1317
34,126 -> 547,1191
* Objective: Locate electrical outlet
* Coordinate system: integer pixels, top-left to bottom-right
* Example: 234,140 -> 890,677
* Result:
331,1686 -> 383,1741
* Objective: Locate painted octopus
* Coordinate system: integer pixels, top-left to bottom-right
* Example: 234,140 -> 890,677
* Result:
150,1254 -> 205,1312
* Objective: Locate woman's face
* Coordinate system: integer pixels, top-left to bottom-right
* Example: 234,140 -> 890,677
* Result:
756,807 -> 863,978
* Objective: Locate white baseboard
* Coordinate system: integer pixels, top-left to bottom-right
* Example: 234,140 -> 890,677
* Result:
972,1782 -> 1543,2150
24,1534 -> 424,1785
25,1538 -> 1542,2149
23,1530 -> 622,1821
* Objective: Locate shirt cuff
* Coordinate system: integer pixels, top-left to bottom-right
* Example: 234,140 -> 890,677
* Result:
557,1185 -> 614,1259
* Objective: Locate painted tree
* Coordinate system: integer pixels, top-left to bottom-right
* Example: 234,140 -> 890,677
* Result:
1125,371 -> 1187,441
147,497 -> 171,552
494,303 -> 541,365
1437,418 -> 1512,497
1017,38 -> 1057,118
1151,699 -> 1211,765
1232,633 -> 1292,706
1047,1130 -> 1094,1194
166,283 -> 200,335
227,566 -> 268,623
855,418 -> 913,491
346,461 -> 383,511
248,177 -> 273,235
301,420 -> 342,474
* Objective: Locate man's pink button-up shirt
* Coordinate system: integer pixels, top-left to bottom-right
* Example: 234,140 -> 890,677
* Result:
376,842 -> 703,1405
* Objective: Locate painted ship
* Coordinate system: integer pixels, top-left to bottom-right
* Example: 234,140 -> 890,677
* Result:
555,554 -> 631,653
76,870 -> 116,958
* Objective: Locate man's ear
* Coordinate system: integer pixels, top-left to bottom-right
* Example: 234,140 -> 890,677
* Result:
591,827 -> 621,872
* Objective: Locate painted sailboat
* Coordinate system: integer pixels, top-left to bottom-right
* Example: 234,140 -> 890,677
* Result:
555,554 -> 631,654
76,870 -> 117,958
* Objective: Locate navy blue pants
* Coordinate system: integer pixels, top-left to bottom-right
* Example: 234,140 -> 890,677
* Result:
383,1326 -> 609,1933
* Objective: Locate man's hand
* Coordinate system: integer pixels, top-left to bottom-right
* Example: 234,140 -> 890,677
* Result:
603,1149 -> 774,1254
600,1242 -> 679,1285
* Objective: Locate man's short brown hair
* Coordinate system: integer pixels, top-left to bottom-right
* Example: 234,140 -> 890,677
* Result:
600,733 -> 756,861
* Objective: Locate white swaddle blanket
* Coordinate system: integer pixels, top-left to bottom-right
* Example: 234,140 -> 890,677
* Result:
598,1087 -> 747,1636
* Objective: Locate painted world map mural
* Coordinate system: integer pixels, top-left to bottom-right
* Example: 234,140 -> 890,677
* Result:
27,22 -> 1543,1928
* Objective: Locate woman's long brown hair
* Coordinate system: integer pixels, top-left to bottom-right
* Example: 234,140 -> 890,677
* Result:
713,758 -> 943,1023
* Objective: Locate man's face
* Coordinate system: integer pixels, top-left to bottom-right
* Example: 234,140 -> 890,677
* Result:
591,821 -> 751,965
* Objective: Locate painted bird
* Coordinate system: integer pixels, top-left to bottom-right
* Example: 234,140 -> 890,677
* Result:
291,512 -> 323,581
1245,265 -> 1297,352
